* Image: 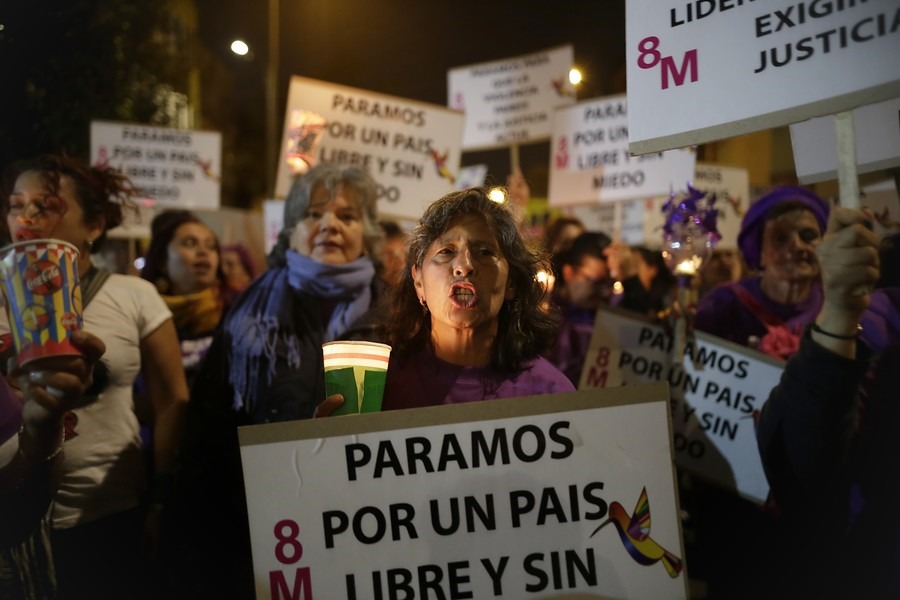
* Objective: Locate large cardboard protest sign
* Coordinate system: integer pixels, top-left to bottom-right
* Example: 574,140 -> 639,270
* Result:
579,307 -> 782,504
239,386 -> 689,599
448,45 -> 576,150
625,0 -> 900,154
274,77 -> 465,221
90,120 -> 222,209
571,163 -> 748,248
791,96 -> 900,183
549,95 -> 696,206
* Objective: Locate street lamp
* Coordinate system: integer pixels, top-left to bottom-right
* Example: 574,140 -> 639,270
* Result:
230,39 -> 249,56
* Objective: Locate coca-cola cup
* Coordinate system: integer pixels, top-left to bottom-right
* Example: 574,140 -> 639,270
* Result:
0,239 -> 83,368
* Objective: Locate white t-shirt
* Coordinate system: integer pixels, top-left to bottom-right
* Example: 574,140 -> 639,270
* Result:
0,274 -> 171,527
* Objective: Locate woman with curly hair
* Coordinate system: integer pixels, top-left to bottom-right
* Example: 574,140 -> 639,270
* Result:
0,154 -> 188,598
374,187 -> 574,408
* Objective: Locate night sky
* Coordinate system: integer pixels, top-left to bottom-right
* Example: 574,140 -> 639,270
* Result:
196,0 -> 627,196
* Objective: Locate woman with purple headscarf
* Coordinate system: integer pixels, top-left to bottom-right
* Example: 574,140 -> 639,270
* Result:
694,185 -> 830,360
756,208 -> 898,598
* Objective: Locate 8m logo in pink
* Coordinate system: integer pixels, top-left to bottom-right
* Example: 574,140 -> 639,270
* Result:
637,36 -> 699,90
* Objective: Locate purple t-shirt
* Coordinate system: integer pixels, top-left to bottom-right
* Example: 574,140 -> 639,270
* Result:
694,277 -> 822,349
381,350 -> 575,410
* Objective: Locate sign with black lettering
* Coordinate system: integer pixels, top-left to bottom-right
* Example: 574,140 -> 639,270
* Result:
570,162 -> 748,248
791,96 -> 900,184
275,77 -> 465,221
90,120 -> 222,209
549,94 -> 696,206
448,45 -> 576,150
626,0 -> 900,154
579,307 -> 783,504
238,386 -> 689,599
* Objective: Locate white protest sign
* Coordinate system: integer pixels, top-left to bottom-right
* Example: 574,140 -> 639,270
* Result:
571,198 -> 652,246
263,199 -> 285,255
448,45 -> 576,150
579,307 -> 782,504
625,0 -> 900,154
549,95 -> 696,206
90,120 -> 222,209
791,96 -> 900,184
689,163 -> 749,250
274,77 -> 465,221
456,164 -> 489,189
571,163 -> 748,248
239,386 -> 689,599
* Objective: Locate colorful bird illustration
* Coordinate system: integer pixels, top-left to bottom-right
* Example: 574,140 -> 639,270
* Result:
430,149 -> 456,185
552,77 -> 575,98
725,193 -> 744,217
590,487 -> 683,578
194,158 -> 221,183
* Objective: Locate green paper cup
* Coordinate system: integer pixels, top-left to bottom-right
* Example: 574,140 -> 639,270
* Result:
323,341 -> 391,416
0,239 -> 83,367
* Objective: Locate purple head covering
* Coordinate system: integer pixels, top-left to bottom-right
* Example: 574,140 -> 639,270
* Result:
737,185 -> 830,270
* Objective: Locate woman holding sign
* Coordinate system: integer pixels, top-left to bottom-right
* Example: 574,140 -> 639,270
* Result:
694,185 -> 829,360
757,207 -> 897,598
374,187 -> 573,407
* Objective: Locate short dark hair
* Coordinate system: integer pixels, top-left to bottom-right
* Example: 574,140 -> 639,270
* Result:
554,231 -> 612,282
380,187 -> 559,373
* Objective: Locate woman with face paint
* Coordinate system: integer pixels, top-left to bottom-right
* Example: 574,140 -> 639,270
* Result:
0,155 -> 189,599
693,185 -> 830,361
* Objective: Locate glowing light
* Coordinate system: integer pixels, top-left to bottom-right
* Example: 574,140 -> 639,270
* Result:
674,258 -> 702,276
488,187 -> 507,203
613,280 -> 624,294
536,270 -> 556,293
569,68 -> 583,85
230,40 -> 250,56
133,257 -> 146,271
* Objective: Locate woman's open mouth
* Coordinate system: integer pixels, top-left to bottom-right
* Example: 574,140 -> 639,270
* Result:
449,282 -> 477,309
15,228 -> 44,241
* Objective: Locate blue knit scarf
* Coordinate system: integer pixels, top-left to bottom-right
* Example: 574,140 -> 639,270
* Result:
226,251 -> 375,412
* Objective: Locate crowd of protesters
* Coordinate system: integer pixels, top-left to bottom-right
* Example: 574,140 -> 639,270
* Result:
1,156 -> 897,599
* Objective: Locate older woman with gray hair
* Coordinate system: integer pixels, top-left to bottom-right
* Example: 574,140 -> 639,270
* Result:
174,164 -> 383,597
196,163 -> 383,422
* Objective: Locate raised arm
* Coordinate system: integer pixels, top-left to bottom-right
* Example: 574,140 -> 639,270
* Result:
757,207 -> 880,506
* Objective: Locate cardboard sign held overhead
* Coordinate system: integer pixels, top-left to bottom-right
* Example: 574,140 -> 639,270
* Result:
239,386 -> 689,599
571,163 -> 749,249
448,45 -> 576,150
549,95 -> 696,207
274,77 -> 465,222
791,97 -> 900,184
625,0 -> 900,154
91,121 -> 222,209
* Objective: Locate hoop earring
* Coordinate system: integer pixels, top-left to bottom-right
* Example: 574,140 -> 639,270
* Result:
420,297 -> 429,315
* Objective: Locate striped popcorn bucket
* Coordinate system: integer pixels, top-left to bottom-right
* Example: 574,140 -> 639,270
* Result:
322,341 -> 392,415
0,239 -> 83,367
